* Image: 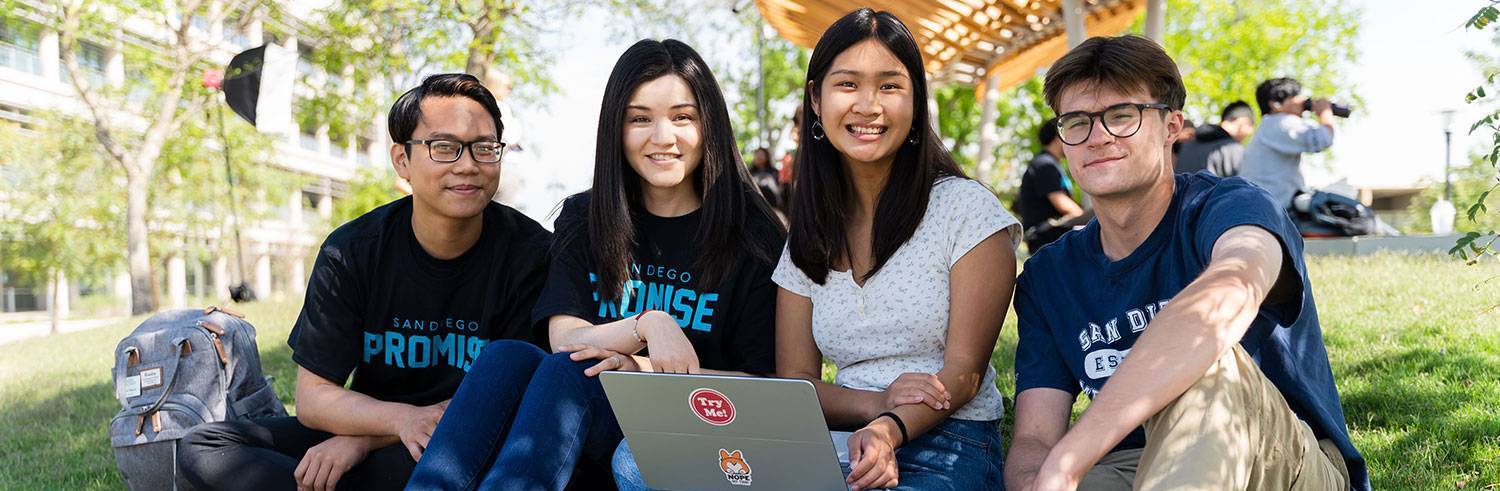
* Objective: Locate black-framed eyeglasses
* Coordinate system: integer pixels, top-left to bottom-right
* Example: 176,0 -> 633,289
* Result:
404,139 -> 507,164
1055,102 -> 1173,146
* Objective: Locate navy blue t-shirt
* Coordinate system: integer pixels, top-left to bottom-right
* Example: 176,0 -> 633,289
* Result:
1013,172 -> 1369,490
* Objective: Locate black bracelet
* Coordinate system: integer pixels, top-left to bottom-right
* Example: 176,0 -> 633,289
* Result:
876,411 -> 908,447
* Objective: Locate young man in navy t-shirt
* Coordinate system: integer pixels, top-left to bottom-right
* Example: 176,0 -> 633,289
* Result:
1004,36 -> 1368,491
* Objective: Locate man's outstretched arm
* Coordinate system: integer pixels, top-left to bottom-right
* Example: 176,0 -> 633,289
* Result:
1028,225 -> 1288,489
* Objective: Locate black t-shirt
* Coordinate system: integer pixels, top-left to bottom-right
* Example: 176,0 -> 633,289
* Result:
288,197 -> 551,406
531,193 -> 781,374
1016,152 -> 1072,231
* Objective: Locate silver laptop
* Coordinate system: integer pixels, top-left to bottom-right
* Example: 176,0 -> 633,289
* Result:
600,371 -> 850,491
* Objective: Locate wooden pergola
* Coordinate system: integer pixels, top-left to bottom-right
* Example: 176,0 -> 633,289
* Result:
754,0 -> 1166,180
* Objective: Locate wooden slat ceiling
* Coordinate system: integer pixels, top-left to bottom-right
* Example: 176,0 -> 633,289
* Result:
756,0 -> 1144,92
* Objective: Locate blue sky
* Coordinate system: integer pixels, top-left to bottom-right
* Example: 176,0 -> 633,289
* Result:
507,0 -> 1496,220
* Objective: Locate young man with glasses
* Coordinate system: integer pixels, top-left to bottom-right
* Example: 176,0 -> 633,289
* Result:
1004,36 -> 1368,491
178,73 -> 552,491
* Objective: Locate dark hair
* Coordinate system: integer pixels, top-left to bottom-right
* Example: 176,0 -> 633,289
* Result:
1255,78 -> 1301,115
1043,35 -> 1185,113
752,147 -> 772,169
388,73 -> 504,144
579,39 -> 783,301
1221,100 -> 1254,122
787,8 -> 967,285
1037,117 -> 1059,147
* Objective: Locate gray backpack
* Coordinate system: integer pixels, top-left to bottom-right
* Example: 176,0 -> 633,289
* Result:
109,306 -> 287,490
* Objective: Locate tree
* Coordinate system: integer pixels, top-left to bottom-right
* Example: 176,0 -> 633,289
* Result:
150,104 -> 303,288
1161,0 -> 1362,123
25,0 -> 267,314
0,117 -> 123,333
938,78 -> 1051,193
1451,4 -> 1500,263
1406,158 -> 1500,237
330,167 -> 404,229
721,10 -> 808,160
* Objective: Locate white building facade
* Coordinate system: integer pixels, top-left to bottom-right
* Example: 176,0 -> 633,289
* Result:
0,2 -> 392,314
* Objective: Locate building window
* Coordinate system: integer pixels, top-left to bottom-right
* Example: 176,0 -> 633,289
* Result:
0,19 -> 42,75
61,40 -> 107,87
299,128 -> 320,152
296,45 -> 316,81
124,68 -> 151,104
356,136 -> 373,166
223,14 -> 251,49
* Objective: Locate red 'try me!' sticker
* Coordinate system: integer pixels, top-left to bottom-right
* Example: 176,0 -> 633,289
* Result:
689,388 -> 736,426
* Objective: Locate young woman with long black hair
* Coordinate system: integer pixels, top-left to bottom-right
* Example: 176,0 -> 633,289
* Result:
406,39 -> 784,490
773,9 -> 1021,491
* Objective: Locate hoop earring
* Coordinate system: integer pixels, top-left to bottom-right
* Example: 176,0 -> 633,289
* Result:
811,120 -> 826,141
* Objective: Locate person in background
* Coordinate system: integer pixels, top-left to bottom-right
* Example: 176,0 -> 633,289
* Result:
1176,100 -> 1255,177
750,146 -> 784,210
1170,117 -> 1196,156
1240,77 -> 1338,210
1016,118 -> 1085,253
780,106 -> 802,208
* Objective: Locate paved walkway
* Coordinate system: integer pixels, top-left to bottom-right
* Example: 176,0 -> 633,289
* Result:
0,316 -> 125,346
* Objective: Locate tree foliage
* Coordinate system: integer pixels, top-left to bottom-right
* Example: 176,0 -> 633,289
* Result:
1162,0 -> 1362,124
1452,2 -> 1500,263
330,167 -> 404,229
0,116 -> 123,330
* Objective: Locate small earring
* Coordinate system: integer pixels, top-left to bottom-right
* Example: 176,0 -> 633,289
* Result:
811,120 -> 826,141
907,133 -> 919,145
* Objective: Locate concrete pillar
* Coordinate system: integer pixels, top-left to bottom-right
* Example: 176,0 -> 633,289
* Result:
106,44 -> 125,87
167,255 -> 187,309
113,269 -> 131,310
975,71 -> 1002,184
209,1 -> 225,42
288,188 -> 303,228
213,257 -> 230,302
1062,0 -> 1087,48
927,82 -> 940,135
289,256 -> 306,295
47,271 -> 70,318
318,192 -> 333,220
39,29 -> 60,81
255,253 -> 272,298
247,18 -> 263,45
1144,0 -> 1166,43
317,125 -> 331,155
190,258 -> 206,300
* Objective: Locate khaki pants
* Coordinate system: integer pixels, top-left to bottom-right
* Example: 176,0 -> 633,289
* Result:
1079,345 -> 1350,491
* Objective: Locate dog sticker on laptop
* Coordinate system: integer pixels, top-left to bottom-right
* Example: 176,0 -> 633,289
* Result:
718,449 -> 753,486
690,388 -> 736,426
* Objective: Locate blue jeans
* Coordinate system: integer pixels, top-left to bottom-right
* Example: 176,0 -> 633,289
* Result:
612,418 -> 1005,491
405,340 -> 624,491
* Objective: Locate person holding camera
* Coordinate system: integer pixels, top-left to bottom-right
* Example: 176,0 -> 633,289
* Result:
1241,77 -> 1345,211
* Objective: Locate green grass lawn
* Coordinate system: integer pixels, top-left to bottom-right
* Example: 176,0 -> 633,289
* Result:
0,253 -> 1495,489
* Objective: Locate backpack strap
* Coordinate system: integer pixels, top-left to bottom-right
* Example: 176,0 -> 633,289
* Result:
203,305 -> 245,319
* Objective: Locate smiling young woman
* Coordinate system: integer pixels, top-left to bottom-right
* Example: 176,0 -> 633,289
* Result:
774,8 -> 1023,491
405,39 -> 786,491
